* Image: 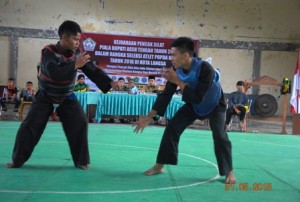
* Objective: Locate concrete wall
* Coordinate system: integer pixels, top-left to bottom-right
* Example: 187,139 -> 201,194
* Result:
0,0 -> 299,116
0,36 -> 10,84
199,48 -> 254,91
17,37 -> 57,88
1,0 -> 299,42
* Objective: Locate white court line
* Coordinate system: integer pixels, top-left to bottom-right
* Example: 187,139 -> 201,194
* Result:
0,126 -> 163,134
0,143 -> 220,195
241,139 -> 300,149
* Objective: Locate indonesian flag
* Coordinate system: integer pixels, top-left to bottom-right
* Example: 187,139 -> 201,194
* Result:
290,51 -> 300,114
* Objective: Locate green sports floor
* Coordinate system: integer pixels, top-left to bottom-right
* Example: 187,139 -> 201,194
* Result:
0,121 -> 299,202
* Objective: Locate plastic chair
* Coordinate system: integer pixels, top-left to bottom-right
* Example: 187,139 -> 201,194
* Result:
18,101 -> 32,120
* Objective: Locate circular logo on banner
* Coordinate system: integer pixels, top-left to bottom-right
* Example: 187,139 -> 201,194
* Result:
141,77 -> 148,83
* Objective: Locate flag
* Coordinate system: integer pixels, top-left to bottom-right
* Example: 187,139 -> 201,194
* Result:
290,51 -> 300,114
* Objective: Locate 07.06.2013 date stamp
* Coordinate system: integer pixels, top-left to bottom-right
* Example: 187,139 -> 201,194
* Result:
225,183 -> 272,191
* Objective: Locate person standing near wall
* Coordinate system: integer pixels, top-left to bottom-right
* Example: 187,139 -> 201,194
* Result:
6,20 -> 119,170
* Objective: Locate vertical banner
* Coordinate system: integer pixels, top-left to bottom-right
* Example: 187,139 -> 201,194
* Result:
80,32 -> 199,88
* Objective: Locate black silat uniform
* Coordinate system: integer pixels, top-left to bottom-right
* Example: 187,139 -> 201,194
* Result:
10,42 -> 112,168
152,61 -> 233,176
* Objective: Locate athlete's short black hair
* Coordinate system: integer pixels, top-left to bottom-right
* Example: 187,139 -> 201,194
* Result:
58,20 -> 82,39
171,37 -> 195,56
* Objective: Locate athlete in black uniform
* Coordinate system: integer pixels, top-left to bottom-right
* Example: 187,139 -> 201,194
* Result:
6,20 -> 118,170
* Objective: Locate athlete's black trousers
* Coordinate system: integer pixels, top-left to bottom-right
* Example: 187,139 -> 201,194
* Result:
10,90 -> 89,167
156,104 -> 233,176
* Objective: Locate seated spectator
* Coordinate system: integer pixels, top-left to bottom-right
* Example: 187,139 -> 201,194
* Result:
127,78 -> 139,94
74,74 -> 98,122
0,78 -> 20,112
74,74 -> 90,92
113,77 -> 128,92
225,80 -> 249,131
144,75 -> 161,123
145,75 -> 159,93
20,81 -> 35,101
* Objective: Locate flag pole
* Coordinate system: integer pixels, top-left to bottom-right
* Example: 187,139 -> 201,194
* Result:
297,88 -> 299,114
296,50 -> 300,114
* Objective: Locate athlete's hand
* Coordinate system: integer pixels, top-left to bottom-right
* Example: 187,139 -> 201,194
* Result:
162,67 -> 186,89
75,52 -> 90,69
162,68 -> 180,84
133,116 -> 152,133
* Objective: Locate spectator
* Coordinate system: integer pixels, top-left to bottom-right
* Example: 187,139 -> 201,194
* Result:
145,75 -> 159,93
113,77 -> 128,92
127,78 -> 139,94
0,78 -> 20,112
225,80 -> 249,131
74,74 -> 90,92
20,81 -> 35,101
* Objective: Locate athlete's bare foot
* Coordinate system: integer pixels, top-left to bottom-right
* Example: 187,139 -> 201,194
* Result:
76,165 -> 90,170
144,163 -> 164,176
225,170 -> 237,184
6,162 -> 20,168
